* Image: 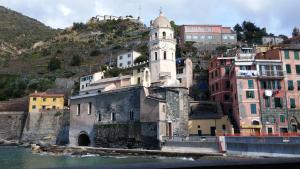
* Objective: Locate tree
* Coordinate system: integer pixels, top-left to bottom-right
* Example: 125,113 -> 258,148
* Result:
70,55 -> 81,66
234,24 -> 243,41
170,20 -> 180,37
48,57 -> 61,71
104,67 -> 121,77
134,55 -> 148,64
292,27 -> 300,37
234,21 -> 268,44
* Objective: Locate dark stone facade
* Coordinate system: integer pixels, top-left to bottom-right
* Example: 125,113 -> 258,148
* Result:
69,86 -> 190,149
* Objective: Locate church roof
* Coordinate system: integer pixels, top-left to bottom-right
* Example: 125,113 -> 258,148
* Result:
152,11 -> 171,28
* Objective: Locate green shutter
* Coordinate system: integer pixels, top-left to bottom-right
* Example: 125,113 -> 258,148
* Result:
298,81 -> 300,91
296,65 -> 300,74
251,104 -> 256,114
288,80 -> 294,90
290,98 -> 296,109
280,115 -> 285,123
295,51 -> 299,60
248,80 -> 254,89
286,64 -> 291,74
284,50 -> 290,59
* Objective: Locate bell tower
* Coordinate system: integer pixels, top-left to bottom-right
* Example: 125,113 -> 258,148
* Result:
149,11 -> 177,85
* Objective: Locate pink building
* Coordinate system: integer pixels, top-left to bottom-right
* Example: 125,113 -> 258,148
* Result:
209,47 -> 300,135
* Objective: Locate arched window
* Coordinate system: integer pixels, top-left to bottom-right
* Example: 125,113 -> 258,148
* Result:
164,51 -> 167,60
162,32 -> 166,39
172,53 -> 174,60
252,120 -> 260,125
155,33 -> 158,39
155,52 -> 158,60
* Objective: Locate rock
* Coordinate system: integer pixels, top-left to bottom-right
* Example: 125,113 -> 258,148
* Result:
19,142 -> 31,148
31,144 -> 41,153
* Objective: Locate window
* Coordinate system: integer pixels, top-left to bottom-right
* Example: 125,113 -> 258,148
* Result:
53,98 -> 56,102
81,85 -> 84,89
224,94 -> 230,101
246,91 -> 255,99
32,105 -> 36,109
265,97 -> 270,108
155,52 -> 158,60
267,128 -> 273,134
111,112 -> 116,121
222,125 -> 226,130
162,105 -> 166,112
284,50 -> 289,59
33,97 -> 36,101
119,55 -> 123,60
225,81 -> 230,89
225,66 -> 230,75
288,80 -> 294,90
296,65 -> 300,74
163,51 -> 167,60
280,115 -> 285,123
250,104 -> 257,114
137,77 -> 141,84
119,63 -> 123,67
275,98 -> 283,108
128,54 -> 131,58
215,83 -> 219,91
137,68 -> 140,73
97,112 -> 101,122
88,102 -> 92,115
286,64 -> 291,74
127,61 -> 131,65
129,110 -> 134,121
162,31 -> 166,39
43,98 -> 46,102
290,98 -> 296,109
42,106 -> 46,110
155,33 -> 158,38
248,80 -> 254,89
198,125 -> 201,128
52,106 -> 56,109
77,104 -> 80,115
295,51 -> 299,60
298,81 -> 300,91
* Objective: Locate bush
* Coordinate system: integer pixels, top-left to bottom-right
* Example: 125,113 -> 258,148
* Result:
134,55 -> 148,64
104,67 -> 121,77
48,57 -> 61,71
70,55 -> 81,66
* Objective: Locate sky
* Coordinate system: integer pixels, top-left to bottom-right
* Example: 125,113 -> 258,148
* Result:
0,0 -> 299,37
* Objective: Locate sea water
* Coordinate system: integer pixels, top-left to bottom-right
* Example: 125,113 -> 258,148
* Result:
0,146 -> 187,169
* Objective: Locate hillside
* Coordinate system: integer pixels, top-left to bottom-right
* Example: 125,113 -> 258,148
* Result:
0,8 -> 149,100
0,6 -> 58,49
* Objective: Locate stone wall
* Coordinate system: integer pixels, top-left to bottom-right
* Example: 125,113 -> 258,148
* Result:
69,86 -> 147,147
0,111 -> 25,141
94,122 -> 158,149
22,110 -> 69,145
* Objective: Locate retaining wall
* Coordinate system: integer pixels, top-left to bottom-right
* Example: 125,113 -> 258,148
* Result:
225,136 -> 300,157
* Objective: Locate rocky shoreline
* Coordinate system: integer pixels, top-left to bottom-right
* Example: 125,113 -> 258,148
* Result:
30,144 -> 227,159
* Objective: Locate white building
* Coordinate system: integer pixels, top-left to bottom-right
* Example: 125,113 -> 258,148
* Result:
80,72 -> 104,90
149,11 -> 178,86
262,36 -> 284,45
117,51 -> 141,68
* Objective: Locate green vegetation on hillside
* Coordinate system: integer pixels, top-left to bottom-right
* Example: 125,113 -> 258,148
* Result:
0,6 -> 58,49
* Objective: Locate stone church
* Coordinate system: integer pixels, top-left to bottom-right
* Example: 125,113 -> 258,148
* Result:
69,12 -> 192,149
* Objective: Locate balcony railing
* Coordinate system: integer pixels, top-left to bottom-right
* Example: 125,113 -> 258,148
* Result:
258,70 -> 284,78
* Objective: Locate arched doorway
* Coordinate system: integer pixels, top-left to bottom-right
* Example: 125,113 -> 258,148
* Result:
290,117 -> 298,133
78,132 -> 91,146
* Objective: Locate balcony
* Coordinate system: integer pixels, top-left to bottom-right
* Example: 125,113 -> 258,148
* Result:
237,70 -> 258,77
258,70 -> 284,79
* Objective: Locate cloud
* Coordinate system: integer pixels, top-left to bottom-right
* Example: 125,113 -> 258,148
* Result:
58,3 -> 71,16
0,0 -> 298,36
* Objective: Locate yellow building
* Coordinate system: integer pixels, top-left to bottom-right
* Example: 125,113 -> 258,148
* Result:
189,102 -> 233,136
29,92 -> 64,112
